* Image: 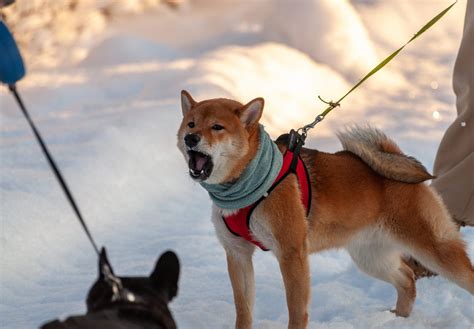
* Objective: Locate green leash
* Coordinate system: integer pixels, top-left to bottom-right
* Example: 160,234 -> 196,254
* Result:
297,1 -> 457,138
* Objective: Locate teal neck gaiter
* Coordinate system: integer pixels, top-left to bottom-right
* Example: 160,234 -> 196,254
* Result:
200,125 -> 283,210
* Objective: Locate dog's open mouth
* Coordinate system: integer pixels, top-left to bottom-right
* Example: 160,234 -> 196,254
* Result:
187,150 -> 213,181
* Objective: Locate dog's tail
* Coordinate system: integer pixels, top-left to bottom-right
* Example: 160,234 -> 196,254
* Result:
337,125 -> 434,183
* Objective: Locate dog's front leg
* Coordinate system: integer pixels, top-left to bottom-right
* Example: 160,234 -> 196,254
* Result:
262,178 -> 310,328
226,249 -> 255,329
276,241 -> 310,329
265,178 -> 311,328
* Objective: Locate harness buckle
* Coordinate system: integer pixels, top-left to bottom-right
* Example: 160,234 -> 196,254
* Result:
287,129 -> 306,172
288,129 -> 305,153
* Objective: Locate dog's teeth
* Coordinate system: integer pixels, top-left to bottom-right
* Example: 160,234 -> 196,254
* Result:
189,168 -> 201,177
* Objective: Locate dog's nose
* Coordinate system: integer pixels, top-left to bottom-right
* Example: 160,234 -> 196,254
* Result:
184,134 -> 201,148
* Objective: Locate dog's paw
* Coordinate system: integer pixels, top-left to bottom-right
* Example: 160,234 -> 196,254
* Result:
389,309 -> 410,318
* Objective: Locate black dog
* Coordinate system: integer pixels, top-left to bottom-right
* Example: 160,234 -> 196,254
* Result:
41,248 -> 180,329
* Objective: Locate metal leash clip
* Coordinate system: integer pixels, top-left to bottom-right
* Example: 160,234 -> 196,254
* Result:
102,262 -> 138,303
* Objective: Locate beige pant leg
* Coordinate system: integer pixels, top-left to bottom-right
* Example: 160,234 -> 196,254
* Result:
432,0 -> 474,225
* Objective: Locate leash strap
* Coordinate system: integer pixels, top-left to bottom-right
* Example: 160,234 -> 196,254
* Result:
298,1 -> 457,137
8,84 -> 100,256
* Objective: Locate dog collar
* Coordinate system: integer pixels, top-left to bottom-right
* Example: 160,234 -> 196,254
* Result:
201,125 -> 283,209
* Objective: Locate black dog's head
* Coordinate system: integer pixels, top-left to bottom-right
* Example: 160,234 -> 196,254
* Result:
87,248 -> 180,312
41,248 -> 180,329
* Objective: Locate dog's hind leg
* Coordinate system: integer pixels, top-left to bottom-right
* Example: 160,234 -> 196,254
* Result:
392,220 -> 474,294
405,236 -> 474,294
387,186 -> 474,295
346,227 -> 416,317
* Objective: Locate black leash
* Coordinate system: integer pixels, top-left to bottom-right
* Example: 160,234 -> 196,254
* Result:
9,85 -> 136,304
3,20 -> 135,304
8,84 -> 100,256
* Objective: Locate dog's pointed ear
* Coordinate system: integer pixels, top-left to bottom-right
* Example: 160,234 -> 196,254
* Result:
150,251 -> 180,301
98,247 -> 114,279
239,97 -> 264,127
181,90 -> 196,116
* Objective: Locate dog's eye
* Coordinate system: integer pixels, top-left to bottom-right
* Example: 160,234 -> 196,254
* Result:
188,122 -> 195,128
212,124 -> 224,131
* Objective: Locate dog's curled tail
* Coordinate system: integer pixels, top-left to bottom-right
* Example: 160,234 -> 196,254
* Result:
337,125 -> 435,183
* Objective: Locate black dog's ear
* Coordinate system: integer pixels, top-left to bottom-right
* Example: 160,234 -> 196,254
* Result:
150,251 -> 180,301
98,247 -> 114,279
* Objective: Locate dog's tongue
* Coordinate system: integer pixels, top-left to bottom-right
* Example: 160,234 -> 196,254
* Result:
193,153 -> 208,171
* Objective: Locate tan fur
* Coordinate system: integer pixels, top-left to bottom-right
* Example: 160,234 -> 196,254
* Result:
337,126 -> 435,183
177,92 -> 474,329
226,251 -> 255,328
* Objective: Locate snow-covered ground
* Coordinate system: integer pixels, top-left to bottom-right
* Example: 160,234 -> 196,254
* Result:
1,1 -> 473,328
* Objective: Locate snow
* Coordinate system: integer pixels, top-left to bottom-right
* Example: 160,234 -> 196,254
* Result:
264,0 -> 380,82
1,0 -> 473,328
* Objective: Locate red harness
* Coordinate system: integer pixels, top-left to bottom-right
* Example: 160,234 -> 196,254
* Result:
222,150 -> 311,251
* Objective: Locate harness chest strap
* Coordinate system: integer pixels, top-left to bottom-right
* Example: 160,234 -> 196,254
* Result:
222,150 -> 311,251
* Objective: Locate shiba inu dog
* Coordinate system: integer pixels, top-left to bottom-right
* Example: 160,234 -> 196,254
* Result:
177,90 -> 474,329
40,248 -> 180,329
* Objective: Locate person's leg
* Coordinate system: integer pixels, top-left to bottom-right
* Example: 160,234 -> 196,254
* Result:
408,2 -> 474,278
431,0 -> 474,226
